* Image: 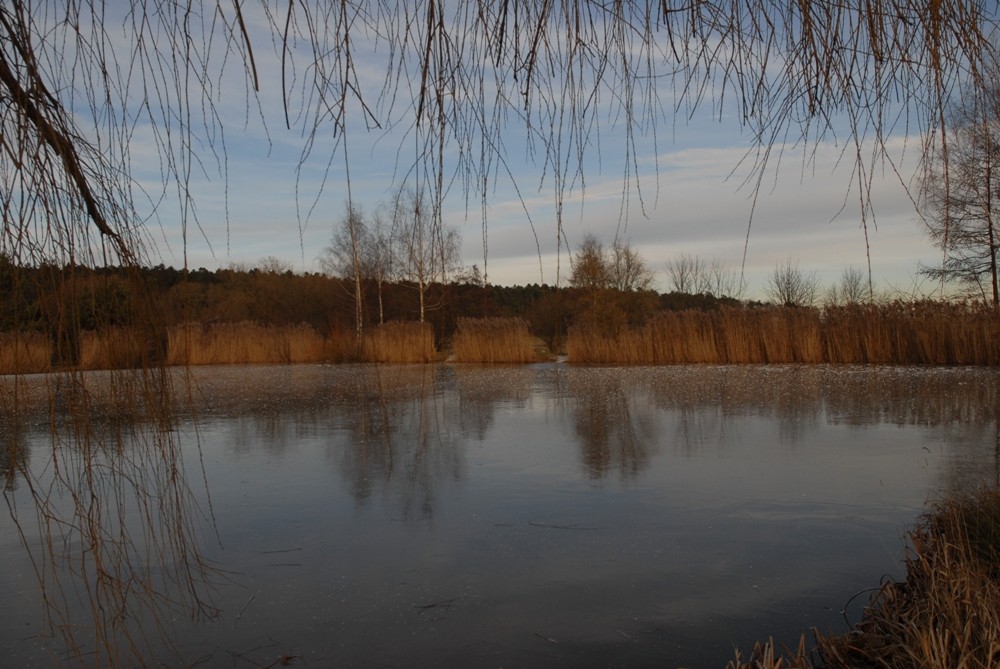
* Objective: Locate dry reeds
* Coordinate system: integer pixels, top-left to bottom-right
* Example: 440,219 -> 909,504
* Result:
727,488 -> 1000,669
568,303 -> 1000,365
450,317 -> 541,363
0,332 -> 51,374
167,322 -> 333,365
78,327 -> 149,370
361,321 -> 436,363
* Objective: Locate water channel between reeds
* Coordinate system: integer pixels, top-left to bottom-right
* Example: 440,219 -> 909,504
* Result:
2,364 -> 998,668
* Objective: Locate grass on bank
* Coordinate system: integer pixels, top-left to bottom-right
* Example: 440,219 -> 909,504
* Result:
3,301 -> 1000,373
0,332 -> 51,374
727,488 -> 1000,669
567,303 -> 1000,365
361,321 -> 436,363
166,322 -> 337,365
450,317 -> 541,363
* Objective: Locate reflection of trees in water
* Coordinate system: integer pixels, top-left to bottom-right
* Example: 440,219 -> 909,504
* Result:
603,366 -> 999,473
613,366 -> 823,455
452,366 -> 533,439
5,363 -> 995,664
329,366 -> 465,521
2,370 -> 215,667
0,423 -> 27,491
822,367 -> 999,428
567,370 -> 657,479
330,366 -> 535,516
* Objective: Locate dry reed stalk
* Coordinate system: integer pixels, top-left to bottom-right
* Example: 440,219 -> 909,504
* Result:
284,323 -> 328,363
0,332 -> 52,374
822,307 -> 868,363
726,636 -> 813,669
167,322 -> 333,365
718,308 -> 766,363
450,317 -> 539,363
729,489 -> 1000,669
78,328 -> 147,370
362,321 -> 435,363
569,303 -> 1000,365
651,311 -> 721,363
816,490 -> 1000,668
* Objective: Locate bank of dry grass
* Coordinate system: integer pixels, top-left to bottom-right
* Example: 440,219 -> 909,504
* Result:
727,489 -> 1000,669
78,327 -> 155,370
450,317 -> 540,363
568,303 -> 1000,365
362,321 -> 435,363
167,322 -> 336,365
0,332 -> 51,374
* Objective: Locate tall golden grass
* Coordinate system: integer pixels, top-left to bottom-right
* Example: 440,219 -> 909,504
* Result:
167,322 -> 338,365
450,317 -> 541,363
361,321 -> 436,363
0,332 -> 51,374
568,303 -> 1000,365
78,327 -> 153,370
727,488 -> 1000,669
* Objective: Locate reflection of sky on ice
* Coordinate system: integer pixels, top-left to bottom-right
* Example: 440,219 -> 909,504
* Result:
2,364 -> 997,668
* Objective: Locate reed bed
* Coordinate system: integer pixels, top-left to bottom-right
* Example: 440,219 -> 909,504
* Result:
450,317 -> 540,363
568,303 -> 1000,365
727,488 -> 1000,669
78,327 -> 151,370
361,321 -> 436,363
167,322 -> 332,365
0,332 -> 51,374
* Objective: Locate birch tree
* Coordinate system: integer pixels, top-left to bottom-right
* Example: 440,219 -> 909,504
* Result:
392,189 -> 460,323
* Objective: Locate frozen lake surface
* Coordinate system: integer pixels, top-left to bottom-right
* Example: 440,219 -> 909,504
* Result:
2,364 -> 998,667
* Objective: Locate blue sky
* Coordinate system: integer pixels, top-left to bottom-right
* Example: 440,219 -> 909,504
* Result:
120,7 -> 941,300
149,111 -> 936,300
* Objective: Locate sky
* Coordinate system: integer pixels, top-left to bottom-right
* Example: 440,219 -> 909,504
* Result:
159,110 -> 937,301
118,6 -> 944,301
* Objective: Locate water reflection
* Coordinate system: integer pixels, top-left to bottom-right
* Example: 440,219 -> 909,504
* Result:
568,370 -> 657,479
2,364 -> 999,667
1,369 -> 216,667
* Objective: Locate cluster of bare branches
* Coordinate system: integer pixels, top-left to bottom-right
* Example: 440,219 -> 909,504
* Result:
569,233 -> 654,292
2,1 -> 998,273
321,190 -> 461,336
920,77 -> 1000,306
664,253 -> 745,298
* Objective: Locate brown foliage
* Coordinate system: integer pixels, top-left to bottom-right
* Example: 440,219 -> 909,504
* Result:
450,317 -> 541,363
0,332 -> 51,374
729,489 -> 1000,669
568,303 -> 1000,365
362,322 -> 435,363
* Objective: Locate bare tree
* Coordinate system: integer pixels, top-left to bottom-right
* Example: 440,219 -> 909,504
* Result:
607,239 -> 655,292
2,2 -> 997,279
767,258 -> 820,307
920,85 -> 1000,306
321,204 -> 369,339
367,205 -> 395,325
257,256 -> 292,274
825,266 -> 871,306
665,254 -> 710,294
708,258 -> 744,299
392,189 -> 460,323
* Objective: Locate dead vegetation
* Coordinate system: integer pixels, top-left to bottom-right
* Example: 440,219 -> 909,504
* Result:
727,488 -> 1000,669
567,303 -> 1000,365
449,317 -> 541,363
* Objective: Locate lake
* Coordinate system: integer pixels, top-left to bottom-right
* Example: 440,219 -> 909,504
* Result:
2,364 -> 998,668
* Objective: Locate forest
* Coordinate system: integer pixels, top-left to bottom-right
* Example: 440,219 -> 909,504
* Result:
1,254 -> 998,372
